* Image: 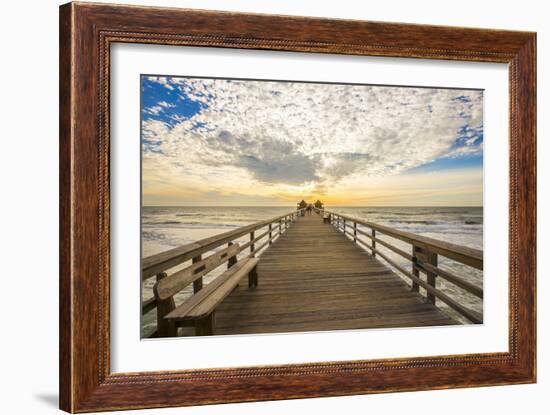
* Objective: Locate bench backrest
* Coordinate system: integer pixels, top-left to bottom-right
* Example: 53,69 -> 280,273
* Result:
154,243 -> 241,301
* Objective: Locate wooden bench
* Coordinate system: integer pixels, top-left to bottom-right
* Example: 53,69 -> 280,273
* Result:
165,257 -> 259,335
153,243 -> 260,336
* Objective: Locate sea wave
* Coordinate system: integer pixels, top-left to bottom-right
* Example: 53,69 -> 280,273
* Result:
357,209 -> 481,217
387,219 -> 440,225
143,221 -> 241,229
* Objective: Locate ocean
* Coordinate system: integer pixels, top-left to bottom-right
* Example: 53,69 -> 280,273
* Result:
141,206 -> 483,335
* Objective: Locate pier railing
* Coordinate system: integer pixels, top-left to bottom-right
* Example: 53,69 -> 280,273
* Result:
317,208 -> 483,323
142,209 -> 305,337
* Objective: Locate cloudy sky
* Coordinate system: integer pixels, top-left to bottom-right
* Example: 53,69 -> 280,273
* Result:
141,76 -> 483,207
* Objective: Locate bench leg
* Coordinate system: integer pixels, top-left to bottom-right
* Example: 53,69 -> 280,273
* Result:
155,272 -> 178,337
248,266 -> 258,288
195,313 -> 215,336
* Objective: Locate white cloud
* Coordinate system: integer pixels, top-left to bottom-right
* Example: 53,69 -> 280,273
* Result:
144,105 -> 163,115
142,77 -> 483,203
158,101 -> 175,108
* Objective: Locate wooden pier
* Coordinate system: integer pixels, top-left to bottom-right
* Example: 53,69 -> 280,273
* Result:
142,208 -> 483,338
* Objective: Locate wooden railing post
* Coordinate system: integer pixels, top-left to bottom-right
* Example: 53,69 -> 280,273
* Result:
155,272 -> 177,337
353,222 -> 357,243
426,252 -> 438,304
228,242 -> 237,268
192,255 -> 203,293
250,231 -> 255,256
372,229 -> 376,257
411,245 -> 420,292
269,223 -> 273,245
343,218 -> 346,232
412,245 -> 437,303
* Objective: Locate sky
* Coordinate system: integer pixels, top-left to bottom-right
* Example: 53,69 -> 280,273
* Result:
141,76 -> 483,207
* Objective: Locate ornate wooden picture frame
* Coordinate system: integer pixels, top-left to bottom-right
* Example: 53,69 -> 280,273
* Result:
59,2 -> 536,412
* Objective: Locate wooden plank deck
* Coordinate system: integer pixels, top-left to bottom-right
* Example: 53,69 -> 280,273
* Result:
212,213 -> 458,335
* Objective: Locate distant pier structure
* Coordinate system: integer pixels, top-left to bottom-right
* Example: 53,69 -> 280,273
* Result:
142,205 -> 483,337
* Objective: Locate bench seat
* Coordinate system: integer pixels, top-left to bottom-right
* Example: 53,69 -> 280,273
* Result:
165,257 -> 259,335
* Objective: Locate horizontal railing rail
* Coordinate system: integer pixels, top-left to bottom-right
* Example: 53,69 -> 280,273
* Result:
316,208 -> 483,323
142,208 -> 305,337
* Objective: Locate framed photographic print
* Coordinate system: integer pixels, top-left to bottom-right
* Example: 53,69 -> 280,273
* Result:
59,2 -> 536,412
